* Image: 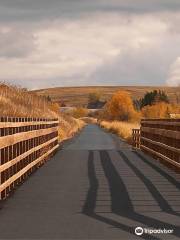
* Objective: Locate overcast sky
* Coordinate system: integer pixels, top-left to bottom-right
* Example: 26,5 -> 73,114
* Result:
0,0 -> 180,89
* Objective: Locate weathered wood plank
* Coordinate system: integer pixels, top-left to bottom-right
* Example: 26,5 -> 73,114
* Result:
0,120 -> 59,128
141,118 -> 180,122
141,121 -> 180,126
0,144 -> 59,193
0,137 -> 58,173
141,136 -> 180,154
141,127 -> 180,139
132,128 -> 141,148
0,117 -> 59,200
141,145 -> 180,168
0,127 -> 58,149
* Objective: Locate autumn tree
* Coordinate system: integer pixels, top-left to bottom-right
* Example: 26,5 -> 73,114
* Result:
88,92 -> 101,104
104,91 -> 140,122
142,102 -> 172,119
139,90 -> 169,108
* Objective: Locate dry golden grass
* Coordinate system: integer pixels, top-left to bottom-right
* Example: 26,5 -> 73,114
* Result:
100,120 -> 140,143
142,102 -> 180,119
0,84 -> 59,118
0,83 -> 85,142
79,117 -> 98,124
58,113 -> 85,141
32,86 -> 180,106
72,107 -> 89,118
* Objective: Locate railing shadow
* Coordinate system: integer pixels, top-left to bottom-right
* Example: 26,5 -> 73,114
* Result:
134,151 -> 180,189
100,151 -> 180,236
118,150 -> 180,218
82,150 -> 180,240
82,151 -> 159,240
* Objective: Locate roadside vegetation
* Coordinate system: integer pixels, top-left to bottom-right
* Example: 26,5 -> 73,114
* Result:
61,89 -> 179,143
100,121 -> 139,143
58,113 -> 85,141
98,91 -> 141,141
101,91 -> 141,122
2,83 -> 179,145
98,89 -> 180,142
0,83 -> 85,142
135,90 -> 180,118
71,107 -> 89,118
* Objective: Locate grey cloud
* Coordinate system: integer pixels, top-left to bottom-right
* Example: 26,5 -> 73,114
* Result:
89,40 -> 180,86
3,74 -> 88,89
1,1 -> 180,88
1,0 -> 180,23
0,28 -> 36,58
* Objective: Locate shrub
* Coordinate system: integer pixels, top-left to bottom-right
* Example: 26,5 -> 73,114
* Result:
88,92 -> 101,104
142,102 -> 173,118
104,91 -> 140,122
139,90 -> 169,108
72,107 -> 88,118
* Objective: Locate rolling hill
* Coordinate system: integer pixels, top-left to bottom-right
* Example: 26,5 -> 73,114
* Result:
32,86 -> 180,107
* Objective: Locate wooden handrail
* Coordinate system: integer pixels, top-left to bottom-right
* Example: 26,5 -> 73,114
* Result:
141,136 -> 180,154
141,127 -> 180,139
141,145 -> 180,168
0,120 -> 59,128
0,145 -> 59,193
0,127 -> 58,149
139,119 -> 180,169
0,137 -> 58,173
141,120 -> 180,126
0,117 -> 59,200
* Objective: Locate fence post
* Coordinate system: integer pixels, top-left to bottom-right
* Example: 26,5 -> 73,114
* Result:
0,117 -> 59,200
132,128 -> 141,149
140,118 -> 180,169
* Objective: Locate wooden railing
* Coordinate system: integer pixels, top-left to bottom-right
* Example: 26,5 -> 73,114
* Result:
140,119 -> 180,168
0,117 -> 59,200
132,129 -> 141,148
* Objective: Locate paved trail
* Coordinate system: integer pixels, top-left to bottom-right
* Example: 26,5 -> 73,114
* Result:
0,124 -> 180,240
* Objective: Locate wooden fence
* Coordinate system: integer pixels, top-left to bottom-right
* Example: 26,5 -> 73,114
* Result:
0,117 -> 59,200
133,119 -> 180,169
132,129 -> 141,149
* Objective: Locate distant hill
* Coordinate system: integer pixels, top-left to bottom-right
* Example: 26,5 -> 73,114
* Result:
32,86 -> 180,107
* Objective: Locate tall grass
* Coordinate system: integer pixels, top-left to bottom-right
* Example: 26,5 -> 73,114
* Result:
0,84 -> 59,118
100,120 -> 140,143
58,113 -> 85,141
0,83 -> 85,141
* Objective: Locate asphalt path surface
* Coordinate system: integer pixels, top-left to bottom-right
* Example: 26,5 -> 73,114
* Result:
0,124 -> 180,240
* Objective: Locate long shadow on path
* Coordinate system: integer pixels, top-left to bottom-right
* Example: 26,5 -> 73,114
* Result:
100,150 -> 180,238
118,150 -> 180,218
134,151 -> 180,190
82,151 -> 163,240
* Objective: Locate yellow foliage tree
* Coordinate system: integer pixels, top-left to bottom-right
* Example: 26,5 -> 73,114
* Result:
105,91 -> 140,122
142,102 -> 174,119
